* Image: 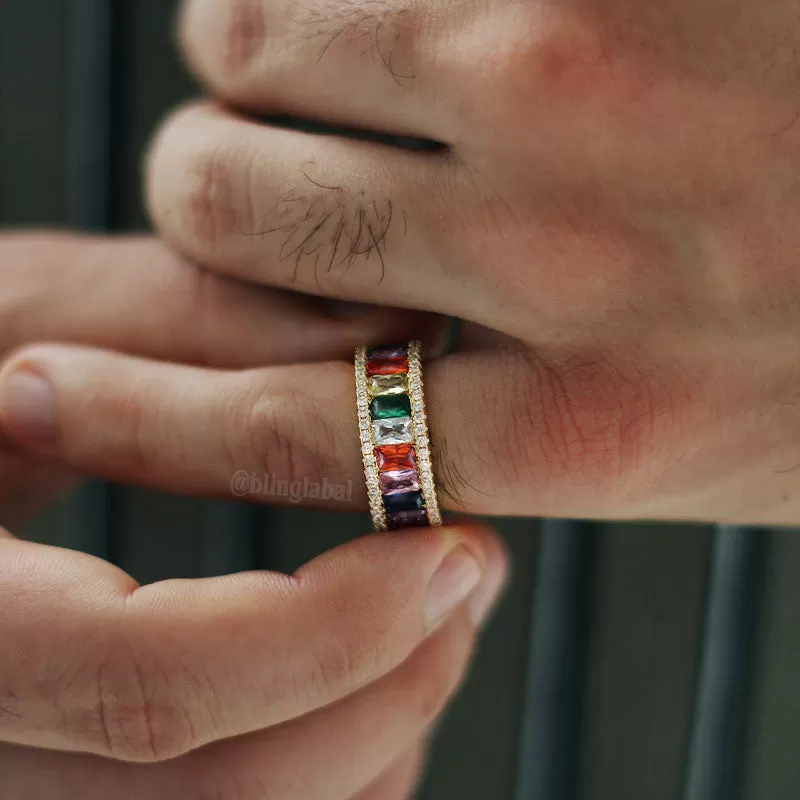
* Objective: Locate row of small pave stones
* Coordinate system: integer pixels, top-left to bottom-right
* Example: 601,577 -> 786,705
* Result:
355,345 -> 388,532
407,341 -> 442,526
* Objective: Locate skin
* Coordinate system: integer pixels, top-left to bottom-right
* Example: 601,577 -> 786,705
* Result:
3,0 -> 799,523
0,234 -> 503,798
2,0 -> 800,793
0,233 -> 441,529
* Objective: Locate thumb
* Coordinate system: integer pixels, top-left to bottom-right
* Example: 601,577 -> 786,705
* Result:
0,522 -> 507,763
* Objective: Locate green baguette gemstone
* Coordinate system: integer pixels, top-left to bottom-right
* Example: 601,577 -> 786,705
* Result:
370,394 -> 412,420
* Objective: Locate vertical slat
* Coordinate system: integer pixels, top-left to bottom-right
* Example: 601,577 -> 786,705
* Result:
0,2 -> 69,224
516,520 -> 593,800
684,526 -> 765,800
419,519 -> 541,800
61,0 -> 116,559
65,1 -> 113,232
739,530 -> 800,799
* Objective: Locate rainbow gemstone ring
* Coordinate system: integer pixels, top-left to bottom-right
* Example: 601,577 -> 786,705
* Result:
355,341 -> 442,532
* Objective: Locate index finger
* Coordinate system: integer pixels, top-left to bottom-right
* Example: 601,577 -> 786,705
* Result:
0,233 -> 433,368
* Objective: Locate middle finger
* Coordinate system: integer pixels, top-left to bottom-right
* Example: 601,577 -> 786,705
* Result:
147,103 -> 504,328
0,233 -> 428,369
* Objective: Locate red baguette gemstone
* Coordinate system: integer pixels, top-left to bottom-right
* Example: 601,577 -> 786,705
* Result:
366,355 -> 409,375
375,444 -> 417,472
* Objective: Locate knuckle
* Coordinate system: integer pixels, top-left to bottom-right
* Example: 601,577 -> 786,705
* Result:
519,352 -> 686,500
446,6 -> 682,186
454,10 -> 630,128
220,0 -> 269,78
181,0 -> 268,86
91,645 -> 200,763
245,390 -> 328,486
446,349 -> 689,512
112,388 -> 151,473
147,107 -> 256,260
226,366 -> 349,490
24,642 -> 197,763
180,143 -> 248,255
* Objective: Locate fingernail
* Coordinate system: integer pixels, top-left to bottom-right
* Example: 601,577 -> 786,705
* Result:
468,565 -> 507,627
0,368 -> 56,446
425,546 -> 483,631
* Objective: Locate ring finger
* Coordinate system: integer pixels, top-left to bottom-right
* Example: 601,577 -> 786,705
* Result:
0,341 -> 610,518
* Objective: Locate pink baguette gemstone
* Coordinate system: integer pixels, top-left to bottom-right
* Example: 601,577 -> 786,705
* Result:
379,468 -> 421,496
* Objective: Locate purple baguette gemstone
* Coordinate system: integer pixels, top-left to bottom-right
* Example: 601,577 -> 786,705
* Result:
367,345 -> 408,360
388,509 -> 429,530
379,468 -> 421,496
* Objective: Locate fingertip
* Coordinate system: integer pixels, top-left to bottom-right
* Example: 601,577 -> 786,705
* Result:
432,522 -> 510,628
363,521 -> 506,631
0,360 -> 56,449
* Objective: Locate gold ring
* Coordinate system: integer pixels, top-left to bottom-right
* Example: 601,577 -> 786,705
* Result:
355,341 -> 442,531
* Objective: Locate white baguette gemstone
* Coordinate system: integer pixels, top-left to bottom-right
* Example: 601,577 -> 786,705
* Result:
373,417 -> 414,446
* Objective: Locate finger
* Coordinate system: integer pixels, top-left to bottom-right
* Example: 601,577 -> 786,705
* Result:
0,339 -> 591,516
147,103 -> 483,321
0,232 -> 432,368
0,615 -> 454,800
0,523 -> 503,762
353,741 -> 427,800
0,728 -> 427,800
2,337 -> 705,520
174,610 -> 474,800
0,342 -> 537,515
179,0 -> 458,141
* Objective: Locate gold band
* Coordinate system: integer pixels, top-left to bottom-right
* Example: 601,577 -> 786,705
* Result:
407,341 -> 442,526
355,345 -> 388,532
355,341 -> 442,531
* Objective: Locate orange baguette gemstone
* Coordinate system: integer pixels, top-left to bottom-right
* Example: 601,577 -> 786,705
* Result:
375,444 -> 417,472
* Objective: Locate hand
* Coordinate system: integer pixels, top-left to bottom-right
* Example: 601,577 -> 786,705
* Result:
0,232 -> 495,799
0,232 -> 432,528
83,0 -> 800,525
0,518 -> 507,799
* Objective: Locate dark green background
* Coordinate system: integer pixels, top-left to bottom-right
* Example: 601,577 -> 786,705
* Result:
1,3 -> 799,798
